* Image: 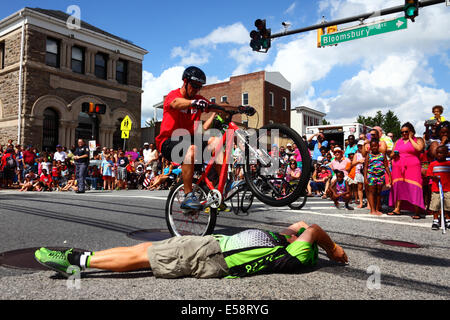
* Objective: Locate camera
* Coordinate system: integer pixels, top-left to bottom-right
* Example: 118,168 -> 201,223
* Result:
424,119 -> 437,127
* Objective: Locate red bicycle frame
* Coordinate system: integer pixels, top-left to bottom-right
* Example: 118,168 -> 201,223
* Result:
195,121 -> 240,196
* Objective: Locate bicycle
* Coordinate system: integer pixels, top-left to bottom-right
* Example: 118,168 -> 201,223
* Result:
165,104 -> 311,236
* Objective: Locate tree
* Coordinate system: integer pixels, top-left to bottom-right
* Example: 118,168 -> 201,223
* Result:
322,118 -> 331,125
383,111 -> 401,140
356,110 -> 401,140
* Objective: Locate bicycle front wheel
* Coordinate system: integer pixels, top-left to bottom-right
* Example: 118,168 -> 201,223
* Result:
243,123 -> 311,207
165,180 -> 217,236
240,187 -> 254,213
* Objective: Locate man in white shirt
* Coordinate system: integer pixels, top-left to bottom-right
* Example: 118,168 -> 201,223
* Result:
142,143 -> 152,164
53,145 -> 67,163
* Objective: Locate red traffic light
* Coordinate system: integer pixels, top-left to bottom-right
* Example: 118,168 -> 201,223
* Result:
255,19 -> 266,31
81,102 -> 106,114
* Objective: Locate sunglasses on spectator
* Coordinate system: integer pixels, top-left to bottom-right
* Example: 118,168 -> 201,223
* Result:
401,130 -> 409,134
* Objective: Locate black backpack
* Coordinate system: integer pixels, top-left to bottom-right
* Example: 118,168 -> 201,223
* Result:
5,154 -> 16,170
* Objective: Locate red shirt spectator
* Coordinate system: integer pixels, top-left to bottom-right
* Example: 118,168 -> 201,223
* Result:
426,160 -> 450,192
22,148 -> 36,166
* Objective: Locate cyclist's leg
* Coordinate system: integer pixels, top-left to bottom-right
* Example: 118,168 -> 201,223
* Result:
89,242 -> 153,272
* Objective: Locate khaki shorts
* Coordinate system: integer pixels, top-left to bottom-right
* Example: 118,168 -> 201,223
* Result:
147,235 -> 229,279
429,192 -> 450,211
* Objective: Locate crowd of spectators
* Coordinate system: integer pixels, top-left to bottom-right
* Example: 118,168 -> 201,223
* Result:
1,105 -> 448,230
0,141 -> 182,193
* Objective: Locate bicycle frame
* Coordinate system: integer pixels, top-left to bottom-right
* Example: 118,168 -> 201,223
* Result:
196,121 -> 239,200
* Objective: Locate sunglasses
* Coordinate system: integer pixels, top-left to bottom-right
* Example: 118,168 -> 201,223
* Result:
401,130 -> 409,134
189,81 -> 203,90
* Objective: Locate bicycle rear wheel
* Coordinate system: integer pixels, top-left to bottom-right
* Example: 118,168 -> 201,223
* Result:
243,123 -> 311,207
165,180 -> 217,236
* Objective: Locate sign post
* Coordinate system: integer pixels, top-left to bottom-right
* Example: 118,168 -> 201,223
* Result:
120,116 -> 132,151
320,17 -> 407,47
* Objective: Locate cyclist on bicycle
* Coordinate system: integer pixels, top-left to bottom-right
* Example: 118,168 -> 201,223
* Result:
155,66 -> 236,211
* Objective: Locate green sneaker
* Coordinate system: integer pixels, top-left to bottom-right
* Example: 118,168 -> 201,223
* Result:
34,247 -> 78,278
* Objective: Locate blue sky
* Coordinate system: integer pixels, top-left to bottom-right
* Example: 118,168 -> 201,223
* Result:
3,0 -> 450,132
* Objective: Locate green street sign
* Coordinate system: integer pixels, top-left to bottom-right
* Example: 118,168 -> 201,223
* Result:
320,17 -> 407,47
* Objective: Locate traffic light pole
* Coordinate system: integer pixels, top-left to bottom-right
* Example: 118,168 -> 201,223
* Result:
270,0 -> 445,40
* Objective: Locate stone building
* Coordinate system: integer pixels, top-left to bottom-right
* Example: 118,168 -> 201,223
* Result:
0,7 -> 147,151
199,71 -> 291,128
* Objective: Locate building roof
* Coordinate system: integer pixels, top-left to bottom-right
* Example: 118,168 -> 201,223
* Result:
293,105 -> 327,117
26,8 -> 147,51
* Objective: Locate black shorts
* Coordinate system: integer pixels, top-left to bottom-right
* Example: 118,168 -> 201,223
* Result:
161,135 -> 209,164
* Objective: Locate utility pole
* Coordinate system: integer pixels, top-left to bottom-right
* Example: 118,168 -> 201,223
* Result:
250,0 -> 446,51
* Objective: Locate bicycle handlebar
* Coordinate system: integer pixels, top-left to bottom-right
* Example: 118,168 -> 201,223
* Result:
207,104 -> 256,117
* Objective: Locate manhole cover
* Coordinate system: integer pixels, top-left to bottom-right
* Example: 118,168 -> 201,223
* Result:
379,240 -> 421,248
0,247 -> 87,271
127,229 -> 172,241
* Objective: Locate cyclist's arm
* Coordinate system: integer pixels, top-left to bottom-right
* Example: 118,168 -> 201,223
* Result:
170,98 -> 195,110
203,112 -> 217,131
280,221 -> 310,237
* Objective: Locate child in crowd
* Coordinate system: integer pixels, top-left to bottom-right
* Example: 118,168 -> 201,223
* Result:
364,139 -> 391,216
101,155 -> 113,190
310,165 -> 331,197
327,170 -> 353,210
352,140 -> 366,208
20,171 -> 37,192
36,168 -> 53,191
430,105 -> 446,125
426,145 -> 450,230
51,160 -> 61,190
61,174 -> 78,192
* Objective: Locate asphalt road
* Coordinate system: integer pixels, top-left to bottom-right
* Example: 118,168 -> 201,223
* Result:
0,189 -> 449,301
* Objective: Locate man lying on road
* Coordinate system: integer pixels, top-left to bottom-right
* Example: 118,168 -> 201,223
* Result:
35,221 -> 348,279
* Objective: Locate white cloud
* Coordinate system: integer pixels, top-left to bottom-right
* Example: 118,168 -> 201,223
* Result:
266,1 -> 450,133
285,2 -> 296,15
189,22 -> 248,48
141,66 -> 185,125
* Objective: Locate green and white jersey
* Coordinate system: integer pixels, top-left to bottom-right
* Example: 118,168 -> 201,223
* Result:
213,229 -> 318,278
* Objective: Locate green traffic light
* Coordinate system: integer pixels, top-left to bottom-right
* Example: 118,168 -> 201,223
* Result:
406,6 -> 416,17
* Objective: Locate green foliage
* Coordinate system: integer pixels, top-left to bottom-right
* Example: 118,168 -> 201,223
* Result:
356,110 -> 401,140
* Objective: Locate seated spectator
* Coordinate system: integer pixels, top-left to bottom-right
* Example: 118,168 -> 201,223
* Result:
149,159 -> 173,190
326,170 -> 353,210
286,159 -> 301,183
20,171 -> 37,192
36,168 -> 53,191
86,165 -> 101,190
60,174 -> 78,192
310,165 -> 331,197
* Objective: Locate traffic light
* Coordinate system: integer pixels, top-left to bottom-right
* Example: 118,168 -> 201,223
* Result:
317,27 -> 325,48
404,0 -> 419,22
81,102 -> 107,114
250,19 -> 271,52
326,25 -> 338,34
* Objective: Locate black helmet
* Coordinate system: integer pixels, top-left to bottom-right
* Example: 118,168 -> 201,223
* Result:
182,66 -> 206,85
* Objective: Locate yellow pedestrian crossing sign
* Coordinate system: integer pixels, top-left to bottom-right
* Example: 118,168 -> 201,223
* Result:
121,116 -> 132,131
121,130 -> 130,139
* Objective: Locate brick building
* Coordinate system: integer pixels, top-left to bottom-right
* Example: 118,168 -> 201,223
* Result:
199,71 -> 291,128
0,7 -> 147,151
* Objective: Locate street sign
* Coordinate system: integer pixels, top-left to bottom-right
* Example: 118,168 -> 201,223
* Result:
120,116 -> 132,131
121,130 -> 130,139
320,17 -> 407,47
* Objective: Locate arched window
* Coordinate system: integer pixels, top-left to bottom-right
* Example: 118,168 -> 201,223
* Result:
113,117 -> 123,150
42,108 -> 59,152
